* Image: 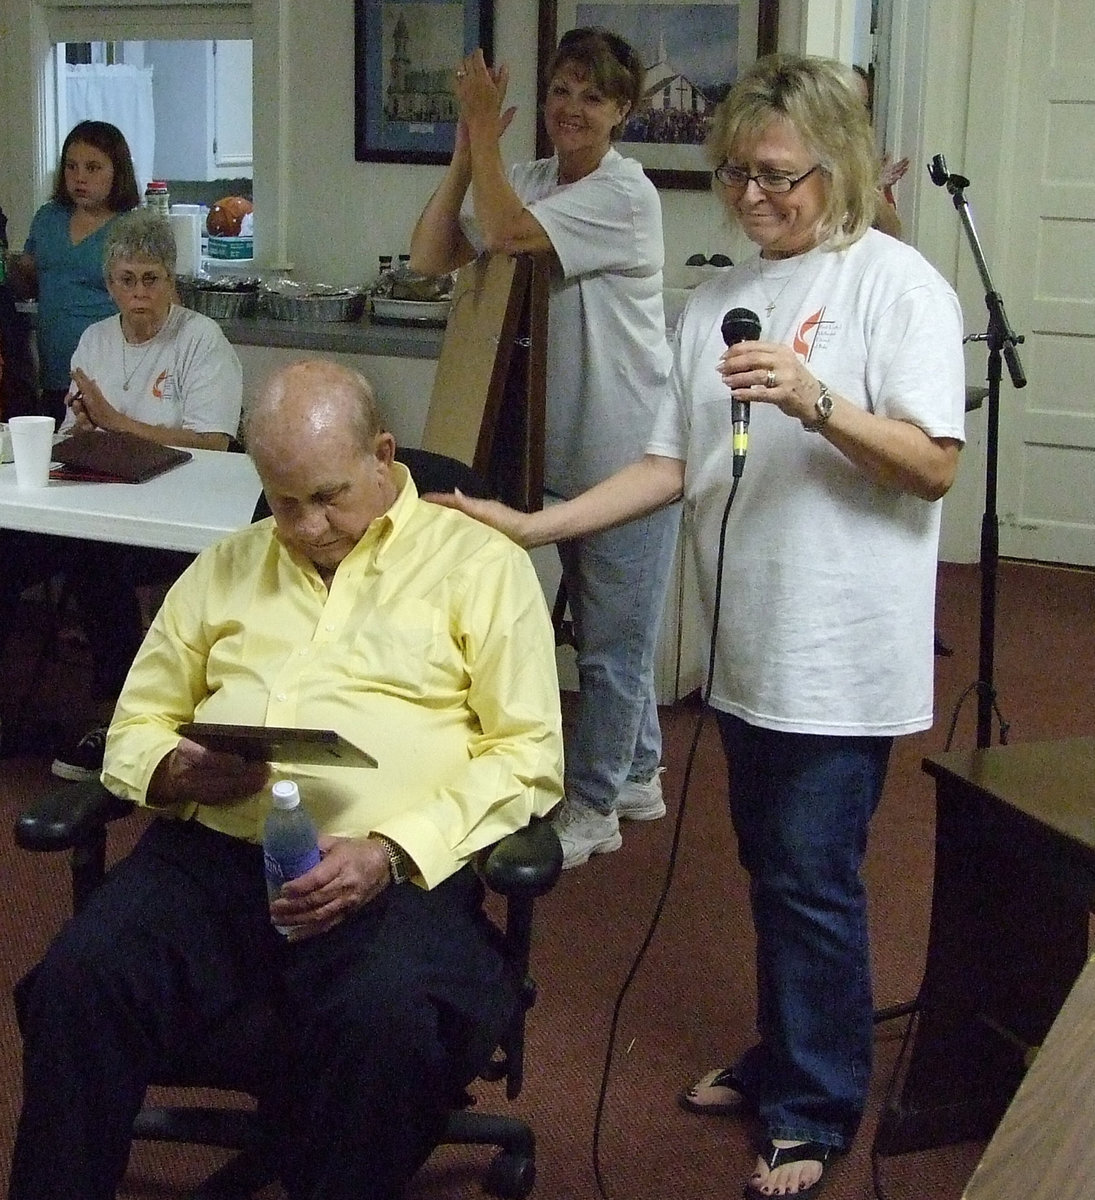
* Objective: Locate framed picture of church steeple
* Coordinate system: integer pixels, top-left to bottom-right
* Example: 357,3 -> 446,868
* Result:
537,0 -> 779,189
354,0 -> 494,163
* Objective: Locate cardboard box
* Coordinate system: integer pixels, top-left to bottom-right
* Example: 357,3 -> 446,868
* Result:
206,236 -> 254,260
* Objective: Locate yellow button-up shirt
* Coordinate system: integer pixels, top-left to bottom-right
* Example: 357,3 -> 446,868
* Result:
103,465 -> 564,888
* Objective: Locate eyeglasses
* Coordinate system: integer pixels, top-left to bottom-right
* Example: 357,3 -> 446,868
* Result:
111,271 -> 168,291
714,163 -> 822,194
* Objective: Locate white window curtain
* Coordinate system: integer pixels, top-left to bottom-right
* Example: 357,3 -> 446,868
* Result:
65,63 -> 156,194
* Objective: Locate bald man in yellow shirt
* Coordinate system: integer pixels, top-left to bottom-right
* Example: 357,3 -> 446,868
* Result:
10,359 -> 564,1200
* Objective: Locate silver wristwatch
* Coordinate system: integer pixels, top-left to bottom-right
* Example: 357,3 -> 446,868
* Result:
802,382 -> 834,432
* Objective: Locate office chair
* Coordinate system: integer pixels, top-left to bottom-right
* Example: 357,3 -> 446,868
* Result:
13,447 -> 562,1199
15,784 -> 561,1199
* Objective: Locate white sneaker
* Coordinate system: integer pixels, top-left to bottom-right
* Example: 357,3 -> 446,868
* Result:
552,801 -> 622,869
616,767 -> 666,821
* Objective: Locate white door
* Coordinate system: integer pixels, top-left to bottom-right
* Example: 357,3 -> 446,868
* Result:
965,0 -> 1095,566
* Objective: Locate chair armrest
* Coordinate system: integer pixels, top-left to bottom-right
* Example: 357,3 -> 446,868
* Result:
14,779 -> 133,853
480,818 -> 562,900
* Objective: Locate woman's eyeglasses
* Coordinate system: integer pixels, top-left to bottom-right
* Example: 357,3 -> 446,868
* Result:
111,271 -> 168,291
714,163 -> 822,194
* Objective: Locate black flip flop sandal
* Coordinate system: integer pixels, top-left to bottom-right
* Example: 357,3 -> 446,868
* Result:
743,1139 -> 834,1200
679,1066 -> 749,1116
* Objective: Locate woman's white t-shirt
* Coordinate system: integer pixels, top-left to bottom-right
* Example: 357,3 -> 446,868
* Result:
648,230 -> 967,736
64,304 -> 243,438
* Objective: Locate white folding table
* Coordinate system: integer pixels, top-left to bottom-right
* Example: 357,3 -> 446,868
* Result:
0,448 -> 264,553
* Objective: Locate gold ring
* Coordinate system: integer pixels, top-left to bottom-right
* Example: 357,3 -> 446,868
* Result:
765,369 -> 777,388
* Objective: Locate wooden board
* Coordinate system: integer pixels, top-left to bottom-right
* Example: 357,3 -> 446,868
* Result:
419,252 -> 545,511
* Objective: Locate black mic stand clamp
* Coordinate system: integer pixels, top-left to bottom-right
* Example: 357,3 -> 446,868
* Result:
929,154 -> 1026,749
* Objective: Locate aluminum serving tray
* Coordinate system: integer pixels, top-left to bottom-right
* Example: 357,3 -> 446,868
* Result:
260,290 -> 367,323
176,277 -> 259,320
370,297 -> 451,327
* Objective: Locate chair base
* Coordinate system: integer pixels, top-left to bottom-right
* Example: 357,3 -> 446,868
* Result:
133,1106 -> 275,1199
131,1103 -> 537,1200
443,1110 -> 536,1199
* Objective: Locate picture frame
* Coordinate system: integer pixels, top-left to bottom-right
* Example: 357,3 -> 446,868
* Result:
536,0 -> 779,189
354,0 -> 494,164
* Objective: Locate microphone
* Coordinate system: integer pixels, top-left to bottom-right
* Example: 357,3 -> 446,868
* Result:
721,307 -> 762,478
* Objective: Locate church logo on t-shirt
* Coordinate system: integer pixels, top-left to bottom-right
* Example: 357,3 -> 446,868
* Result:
793,306 -> 837,361
152,369 -> 169,401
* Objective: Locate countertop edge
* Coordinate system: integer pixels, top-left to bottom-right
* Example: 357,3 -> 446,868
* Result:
218,316 -> 445,359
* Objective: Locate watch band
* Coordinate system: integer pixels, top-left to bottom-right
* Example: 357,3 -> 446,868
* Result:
802,382 -> 834,432
373,835 -> 411,884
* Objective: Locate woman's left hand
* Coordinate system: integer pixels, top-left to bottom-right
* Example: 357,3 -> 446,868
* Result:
718,339 -> 823,427
454,49 -> 515,141
69,367 -> 125,433
718,338 -> 962,501
879,152 -> 910,189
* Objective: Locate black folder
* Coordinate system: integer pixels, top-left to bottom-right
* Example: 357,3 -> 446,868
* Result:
52,429 -> 193,483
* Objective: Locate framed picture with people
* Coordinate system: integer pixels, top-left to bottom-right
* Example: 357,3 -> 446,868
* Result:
354,0 -> 494,163
537,0 -> 779,188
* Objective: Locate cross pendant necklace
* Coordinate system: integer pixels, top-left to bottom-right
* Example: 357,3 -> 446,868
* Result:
755,252 -> 809,320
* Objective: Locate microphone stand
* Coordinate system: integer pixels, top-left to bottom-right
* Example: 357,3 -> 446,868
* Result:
929,155 -> 1026,749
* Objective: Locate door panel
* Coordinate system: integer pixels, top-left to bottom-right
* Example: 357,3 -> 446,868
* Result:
991,1 -> 1095,564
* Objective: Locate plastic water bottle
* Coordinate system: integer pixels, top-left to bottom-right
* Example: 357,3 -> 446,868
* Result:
263,779 -> 321,935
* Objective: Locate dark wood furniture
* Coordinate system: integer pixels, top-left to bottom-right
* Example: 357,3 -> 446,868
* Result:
875,737 -> 1095,1156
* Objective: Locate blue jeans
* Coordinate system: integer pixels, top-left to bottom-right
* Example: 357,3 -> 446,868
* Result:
715,712 -> 893,1149
556,503 -> 680,815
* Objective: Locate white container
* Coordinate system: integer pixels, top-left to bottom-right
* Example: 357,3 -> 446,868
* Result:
169,209 -> 202,277
8,414 -> 55,488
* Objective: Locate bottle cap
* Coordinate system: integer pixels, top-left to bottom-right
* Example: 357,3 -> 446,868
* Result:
271,779 -> 300,809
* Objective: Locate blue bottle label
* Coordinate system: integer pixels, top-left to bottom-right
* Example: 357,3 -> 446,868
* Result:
264,845 -> 322,888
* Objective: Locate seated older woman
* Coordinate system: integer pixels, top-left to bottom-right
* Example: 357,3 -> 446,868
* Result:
62,206 -> 241,447
0,208 -> 242,779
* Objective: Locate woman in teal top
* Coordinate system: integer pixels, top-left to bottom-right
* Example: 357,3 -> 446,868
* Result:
8,121 -> 140,423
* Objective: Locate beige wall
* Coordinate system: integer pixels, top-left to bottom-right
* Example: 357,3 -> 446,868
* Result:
272,0 -> 755,289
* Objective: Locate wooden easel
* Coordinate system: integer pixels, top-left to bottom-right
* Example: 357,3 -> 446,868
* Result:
419,252 -> 548,512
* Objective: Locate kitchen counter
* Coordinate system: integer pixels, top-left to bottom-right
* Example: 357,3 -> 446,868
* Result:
217,314 -> 444,359
15,301 -> 446,362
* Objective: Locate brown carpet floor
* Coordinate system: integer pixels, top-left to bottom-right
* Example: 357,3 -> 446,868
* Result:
0,558 -> 1092,1199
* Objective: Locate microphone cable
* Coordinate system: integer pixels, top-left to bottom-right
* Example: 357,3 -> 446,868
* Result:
592,472 -> 742,1200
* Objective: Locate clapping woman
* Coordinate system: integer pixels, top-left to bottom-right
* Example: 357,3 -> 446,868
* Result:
410,29 -> 680,869
6,121 -> 140,423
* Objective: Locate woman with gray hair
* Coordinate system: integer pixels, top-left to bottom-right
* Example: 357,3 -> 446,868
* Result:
62,206 -> 241,449
0,208 -> 242,783
431,53 -> 966,1198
